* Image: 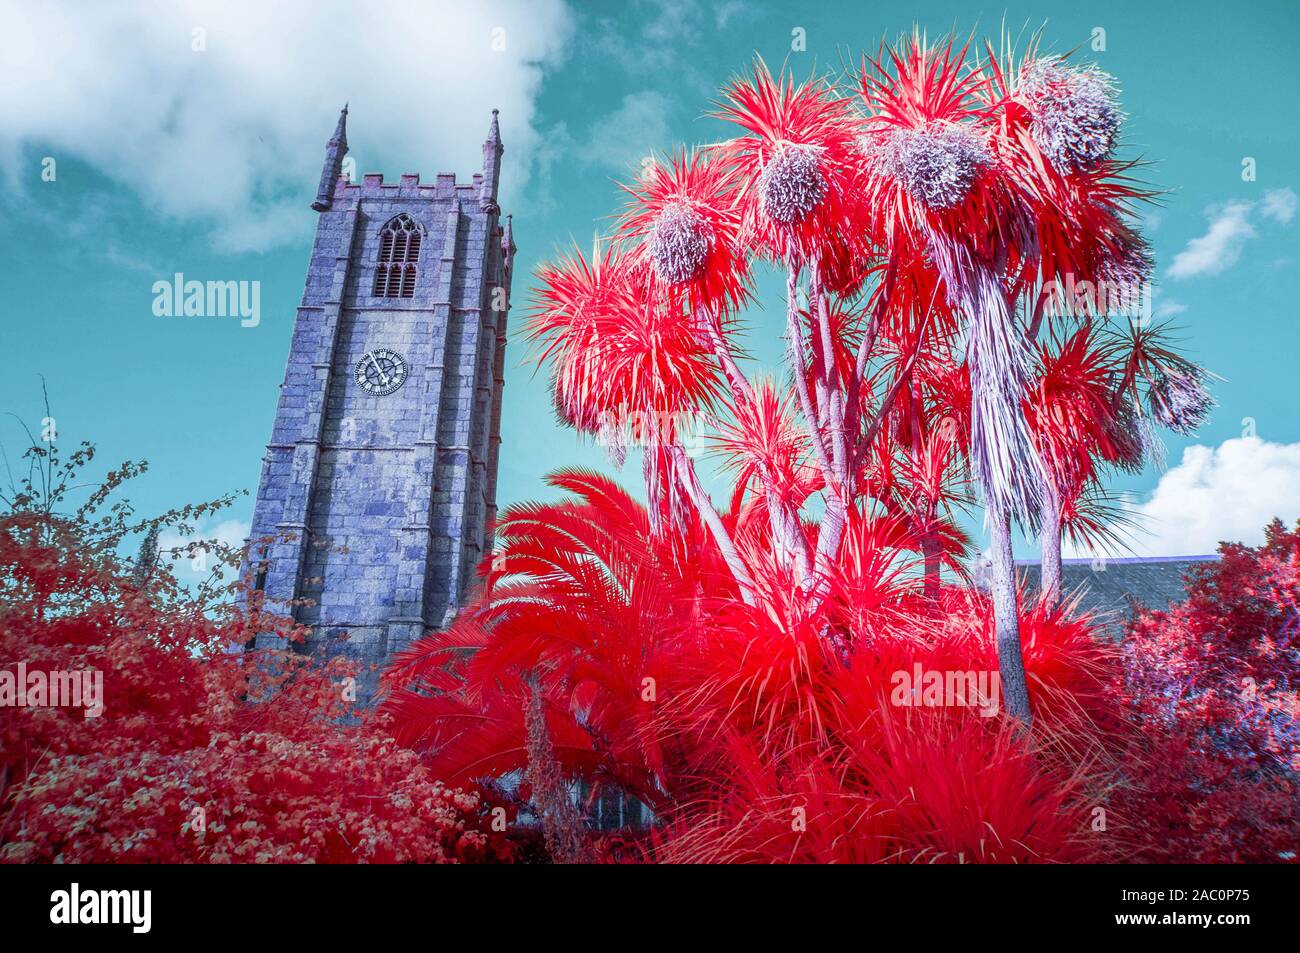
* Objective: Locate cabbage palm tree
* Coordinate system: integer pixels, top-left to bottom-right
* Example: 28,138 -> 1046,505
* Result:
520,37 -> 1165,728
853,36 -> 1157,721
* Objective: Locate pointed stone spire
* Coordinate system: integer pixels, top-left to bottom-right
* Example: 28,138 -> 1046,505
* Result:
480,108 -> 503,214
501,213 -> 516,260
312,103 -> 349,212
331,102 -> 349,147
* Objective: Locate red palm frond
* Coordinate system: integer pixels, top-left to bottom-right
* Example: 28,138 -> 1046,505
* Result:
708,376 -> 815,509
527,242 -> 637,433
1060,484 -> 1138,555
528,242 -> 725,522
714,58 -> 866,266
830,507 -> 917,633
617,148 -> 751,313
1026,321 -> 1125,492
892,405 -> 972,511
856,35 -> 1031,263
860,32 -> 985,129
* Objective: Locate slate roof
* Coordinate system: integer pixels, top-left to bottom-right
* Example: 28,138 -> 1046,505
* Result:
1013,555 -> 1220,632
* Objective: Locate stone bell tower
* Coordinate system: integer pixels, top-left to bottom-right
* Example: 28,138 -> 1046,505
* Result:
242,106 -> 514,689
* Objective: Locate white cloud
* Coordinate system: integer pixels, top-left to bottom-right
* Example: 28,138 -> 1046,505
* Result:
1119,437 -> 1300,555
0,0 -> 573,252
579,91 -> 675,174
714,1 -> 750,29
524,91 -> 676,213
1149,286 -> 1187,319
1166,187 -> 1297,281
1261,186 -> 1298,224
158,518 -> 251,583
1166,201 -> 1256,279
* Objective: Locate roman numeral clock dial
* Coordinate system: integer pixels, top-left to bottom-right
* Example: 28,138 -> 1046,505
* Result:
354,348 -> 407,396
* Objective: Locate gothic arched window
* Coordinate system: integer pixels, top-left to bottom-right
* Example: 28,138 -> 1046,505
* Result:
373,213 -> 422,298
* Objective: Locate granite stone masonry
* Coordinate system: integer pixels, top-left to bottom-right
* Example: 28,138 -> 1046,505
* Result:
241,107 -> 515,701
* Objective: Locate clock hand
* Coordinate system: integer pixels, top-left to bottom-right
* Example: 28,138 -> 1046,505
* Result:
368,352 -> 389,386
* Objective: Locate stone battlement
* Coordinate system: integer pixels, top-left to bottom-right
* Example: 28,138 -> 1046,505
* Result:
340,170 -> 485,200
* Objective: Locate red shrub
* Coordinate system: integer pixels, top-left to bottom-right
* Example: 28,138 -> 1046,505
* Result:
0,452 -> 510,864
1114,519 -> 1300,863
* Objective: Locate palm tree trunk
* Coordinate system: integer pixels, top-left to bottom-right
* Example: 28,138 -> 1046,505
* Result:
669,445 -> 757,606
911,377 -> 942,605
696,306 -> 812,582
989,508 -> 1032,724
921,521 -> 941,603
1040,482 -> 1063,608
929,241 -> 1039,724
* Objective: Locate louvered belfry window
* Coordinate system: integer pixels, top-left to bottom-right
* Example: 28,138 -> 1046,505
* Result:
373,213 -> 421,298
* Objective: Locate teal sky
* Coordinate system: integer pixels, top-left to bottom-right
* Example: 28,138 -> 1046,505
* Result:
2,0 -> 1298,569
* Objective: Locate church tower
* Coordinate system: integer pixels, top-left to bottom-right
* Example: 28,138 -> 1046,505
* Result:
242,107 -> 514,690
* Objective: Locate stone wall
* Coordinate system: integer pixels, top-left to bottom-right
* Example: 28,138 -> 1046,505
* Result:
241,127 -> 512,700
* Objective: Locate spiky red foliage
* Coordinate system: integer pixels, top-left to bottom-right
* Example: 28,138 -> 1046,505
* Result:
384,472 -> 1127,863
984,47 -> 1154,305
400,34 -> 1245,862
618,148 -> 751,314
714,59 -> 867,269
856,36 -> 1019,258
528,244 -> 721,439
709,378 -> 816,514
1024,322 -> 1134,552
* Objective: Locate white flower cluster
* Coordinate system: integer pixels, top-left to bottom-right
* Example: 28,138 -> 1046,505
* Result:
1096,235 -> 1153,310
759,146 -> 827,224
1151,368 -> 1214,436
648,203 -> 712,284
876,122 -> 991,210
1020,59 -> 1121,172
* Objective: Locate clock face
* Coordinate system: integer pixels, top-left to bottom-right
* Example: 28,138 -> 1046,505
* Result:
354,348 -> 408,396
